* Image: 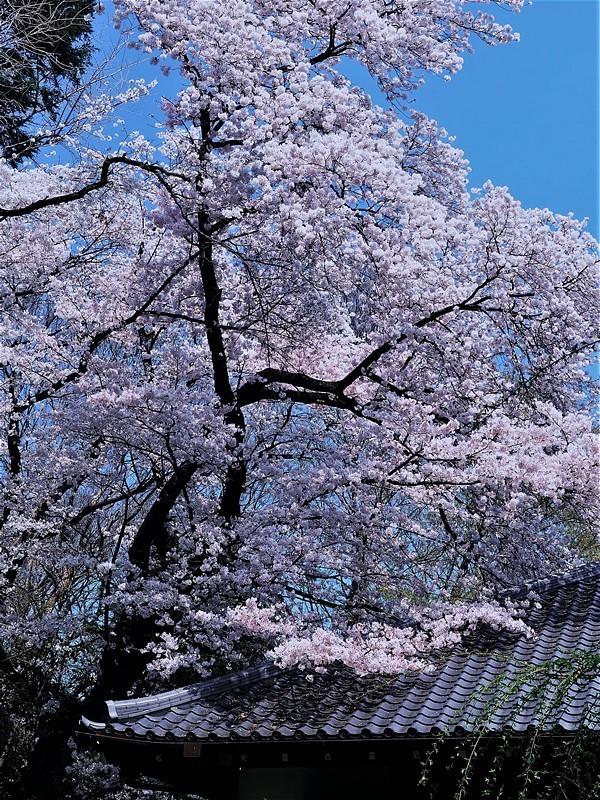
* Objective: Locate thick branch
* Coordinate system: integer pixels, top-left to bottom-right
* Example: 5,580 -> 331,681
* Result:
238,292 -> 493,410
128,461 -> 198,574
310,23 -> 351,65
196,211 -> 247,522
0,156 -> 188,220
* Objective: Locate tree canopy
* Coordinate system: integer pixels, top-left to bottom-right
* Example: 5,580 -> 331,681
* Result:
0,1 -> 597,797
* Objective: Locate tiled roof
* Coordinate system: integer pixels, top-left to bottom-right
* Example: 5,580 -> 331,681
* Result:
82,563 -> 600,742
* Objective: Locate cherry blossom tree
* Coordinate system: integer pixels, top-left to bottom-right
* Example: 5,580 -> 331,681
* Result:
0,1 -> 597,796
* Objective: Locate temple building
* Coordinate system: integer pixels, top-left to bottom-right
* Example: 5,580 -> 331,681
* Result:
80,563 -> 600,799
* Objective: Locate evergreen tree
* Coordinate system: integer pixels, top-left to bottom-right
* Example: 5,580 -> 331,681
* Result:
0,0 -> 94,163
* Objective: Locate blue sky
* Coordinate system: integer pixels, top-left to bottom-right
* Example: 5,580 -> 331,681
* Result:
411,0 -> 599,237
341,1 -> 598,236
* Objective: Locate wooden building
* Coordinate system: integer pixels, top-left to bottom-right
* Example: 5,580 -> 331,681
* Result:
80,564 -> 600,799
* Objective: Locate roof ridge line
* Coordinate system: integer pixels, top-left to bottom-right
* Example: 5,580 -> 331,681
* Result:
498,562 -> 600,601
106,661 -> 282,721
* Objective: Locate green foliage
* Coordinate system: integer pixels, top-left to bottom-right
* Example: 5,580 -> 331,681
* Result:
418,653 -> 600,799
0,0 -> 94,163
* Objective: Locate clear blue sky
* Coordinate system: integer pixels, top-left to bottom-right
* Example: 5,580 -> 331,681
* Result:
340,1 -> 598,237
410,0 -> 599,237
